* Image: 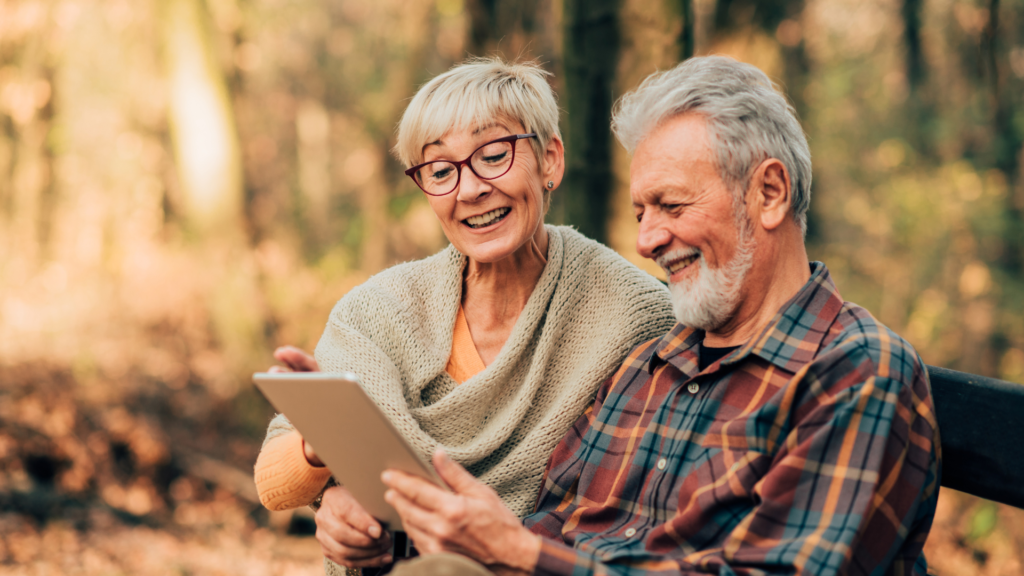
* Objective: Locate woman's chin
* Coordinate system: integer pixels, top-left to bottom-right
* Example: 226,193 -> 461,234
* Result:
456,233 -> 527,264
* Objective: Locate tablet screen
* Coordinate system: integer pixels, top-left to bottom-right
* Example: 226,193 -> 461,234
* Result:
253,372 -> 444,529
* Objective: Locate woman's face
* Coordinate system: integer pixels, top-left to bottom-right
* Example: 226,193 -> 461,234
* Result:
420,120 -> 564,264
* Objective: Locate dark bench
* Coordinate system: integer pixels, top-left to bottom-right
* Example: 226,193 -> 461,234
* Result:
928,365 -> 1024,509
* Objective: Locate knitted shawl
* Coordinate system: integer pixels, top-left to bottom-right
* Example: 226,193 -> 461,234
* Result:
264,225 -> 674,519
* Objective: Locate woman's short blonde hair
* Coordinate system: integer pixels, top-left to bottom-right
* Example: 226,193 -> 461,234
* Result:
393,57 -> 561,171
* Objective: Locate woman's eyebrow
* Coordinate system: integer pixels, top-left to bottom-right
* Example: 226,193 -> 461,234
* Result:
420,139 -> 444,156
420,123 -> 513,157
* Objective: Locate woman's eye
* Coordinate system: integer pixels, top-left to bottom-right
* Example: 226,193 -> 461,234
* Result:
431,166 -> 454,180
482,151 -> 508,164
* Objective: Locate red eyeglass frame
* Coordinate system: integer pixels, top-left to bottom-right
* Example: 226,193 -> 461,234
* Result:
404,133 -> 538,196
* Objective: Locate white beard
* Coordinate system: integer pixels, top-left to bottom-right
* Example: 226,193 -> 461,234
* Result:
658,224 -> 756,332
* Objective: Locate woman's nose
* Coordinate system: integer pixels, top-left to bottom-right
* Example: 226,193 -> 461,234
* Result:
455,165 -> 491,203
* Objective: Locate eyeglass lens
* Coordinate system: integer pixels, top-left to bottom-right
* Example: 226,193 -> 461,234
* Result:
412,140 -> 515,196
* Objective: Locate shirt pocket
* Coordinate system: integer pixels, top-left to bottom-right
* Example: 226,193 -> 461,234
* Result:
696,416 -> 777,505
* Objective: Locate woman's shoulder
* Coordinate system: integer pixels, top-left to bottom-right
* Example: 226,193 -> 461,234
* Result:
551,225 -> 670,297
330,245 -> 461,320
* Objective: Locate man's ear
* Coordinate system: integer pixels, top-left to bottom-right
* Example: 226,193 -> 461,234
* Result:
541,136 -> 565,190
750,158 -> 792,231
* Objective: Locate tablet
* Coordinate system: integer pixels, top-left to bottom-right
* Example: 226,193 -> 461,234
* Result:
253,372 -> 445,530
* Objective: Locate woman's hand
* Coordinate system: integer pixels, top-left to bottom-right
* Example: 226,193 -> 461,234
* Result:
268,346 -> 323,465
268,345 -> 320,373
316,486 -> 393,568
302,438 -> 325,467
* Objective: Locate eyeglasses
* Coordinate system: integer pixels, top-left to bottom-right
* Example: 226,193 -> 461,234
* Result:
404,133 -> 537,196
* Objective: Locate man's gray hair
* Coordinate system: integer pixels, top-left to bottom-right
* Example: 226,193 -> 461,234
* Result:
612,56 -> 812,235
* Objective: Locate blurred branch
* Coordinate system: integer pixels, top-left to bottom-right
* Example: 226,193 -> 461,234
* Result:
176,449 -> 261,505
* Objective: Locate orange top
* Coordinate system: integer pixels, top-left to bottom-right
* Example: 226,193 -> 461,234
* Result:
254,305 -> 487,510
445,304 -> 487,384
253,430 -> 333,511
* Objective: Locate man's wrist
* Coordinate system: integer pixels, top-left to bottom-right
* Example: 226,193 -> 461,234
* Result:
498,529 -> 540,575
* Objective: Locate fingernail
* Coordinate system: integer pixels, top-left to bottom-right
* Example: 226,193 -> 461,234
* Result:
381,471 -> 391,482
383,555 -> 393,564
368,524 -> 381,539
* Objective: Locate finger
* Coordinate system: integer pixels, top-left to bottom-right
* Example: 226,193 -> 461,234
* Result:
385,489 -> 449,548
432,449 -> 481,494
402,524 -> 443,556
320,486 -> 383,539
273,346 -> 320,372
267,365 -> 291,373
381,470 -> 450,513
316,510 -> 389,549
302,439 -> 324,467
316,531 -> 392,568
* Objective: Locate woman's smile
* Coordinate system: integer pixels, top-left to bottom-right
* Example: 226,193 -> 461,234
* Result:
463,207 -> 511,230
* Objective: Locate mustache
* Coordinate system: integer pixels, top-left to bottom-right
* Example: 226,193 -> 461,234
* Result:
655,248 -> 700,275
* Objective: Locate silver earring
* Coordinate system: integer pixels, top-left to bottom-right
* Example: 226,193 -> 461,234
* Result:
546,181 -> 555,189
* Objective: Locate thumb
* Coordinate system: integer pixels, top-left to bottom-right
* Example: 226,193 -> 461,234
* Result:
432,448 -> 480,494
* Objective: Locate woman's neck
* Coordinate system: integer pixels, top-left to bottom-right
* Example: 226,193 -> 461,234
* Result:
461,225 -> 549,366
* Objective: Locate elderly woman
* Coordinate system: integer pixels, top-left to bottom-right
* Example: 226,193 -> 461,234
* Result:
253,58 -> 674,574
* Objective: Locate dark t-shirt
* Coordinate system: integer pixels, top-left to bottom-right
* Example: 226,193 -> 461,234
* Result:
698,343 -> 740,371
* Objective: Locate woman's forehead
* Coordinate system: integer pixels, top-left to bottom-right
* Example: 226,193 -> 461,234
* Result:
420,118 -> 525,155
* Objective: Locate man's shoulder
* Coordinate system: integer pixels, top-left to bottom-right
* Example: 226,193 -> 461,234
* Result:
814,300 -> 926,385
595,331 -> 667,386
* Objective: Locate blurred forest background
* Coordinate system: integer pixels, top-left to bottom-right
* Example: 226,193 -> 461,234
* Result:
1,0 -> 1023,573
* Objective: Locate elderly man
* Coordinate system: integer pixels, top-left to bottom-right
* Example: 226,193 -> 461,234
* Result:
372,56 -> 940,576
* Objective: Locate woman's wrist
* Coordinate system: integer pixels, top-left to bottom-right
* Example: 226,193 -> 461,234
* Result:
302,438 -> 325,467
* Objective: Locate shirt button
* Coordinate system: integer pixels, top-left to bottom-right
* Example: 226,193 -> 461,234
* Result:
657,458 -> 667,470
624,528 -> 637,538
687,383 -> 700,394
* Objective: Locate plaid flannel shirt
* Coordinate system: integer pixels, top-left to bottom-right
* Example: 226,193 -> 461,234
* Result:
524,262 -> 940,576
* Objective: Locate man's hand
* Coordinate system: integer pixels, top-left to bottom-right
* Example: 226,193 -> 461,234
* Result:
382,449 -> 540,576
315,486 -> 393,568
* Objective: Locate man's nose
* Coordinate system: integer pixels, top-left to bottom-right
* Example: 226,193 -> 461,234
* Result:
455,165 -> 491,203
636,213 -> 673,260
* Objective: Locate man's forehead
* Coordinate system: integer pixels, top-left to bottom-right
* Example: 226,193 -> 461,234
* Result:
629,126 -> 718,202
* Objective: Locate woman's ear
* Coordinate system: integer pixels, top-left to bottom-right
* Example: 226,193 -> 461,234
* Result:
751,158 -> 792,231
541,136 -> 565,190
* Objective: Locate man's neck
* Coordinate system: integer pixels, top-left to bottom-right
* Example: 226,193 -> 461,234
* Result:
704,239 -> 811,348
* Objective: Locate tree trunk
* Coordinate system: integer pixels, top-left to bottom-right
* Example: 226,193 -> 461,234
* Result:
163,0 -> 243,240
465,0 -> 545,59
680,0 -> 695,60
560,0 -> 621,243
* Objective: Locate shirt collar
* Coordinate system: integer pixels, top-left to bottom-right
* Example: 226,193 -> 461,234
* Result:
649,262 -> 845,377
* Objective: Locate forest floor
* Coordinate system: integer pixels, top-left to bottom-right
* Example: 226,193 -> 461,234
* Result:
1,363 -> 1022,575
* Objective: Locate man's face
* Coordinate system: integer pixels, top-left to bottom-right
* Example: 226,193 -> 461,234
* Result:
630,113 -> 755,331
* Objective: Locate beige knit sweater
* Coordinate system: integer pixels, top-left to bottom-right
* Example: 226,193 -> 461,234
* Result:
263,226 -> 674,570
